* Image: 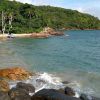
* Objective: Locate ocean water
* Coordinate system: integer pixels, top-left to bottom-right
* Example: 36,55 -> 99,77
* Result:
0,30 -> 100,97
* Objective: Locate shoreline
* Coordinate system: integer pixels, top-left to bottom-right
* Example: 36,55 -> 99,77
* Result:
0,33 -> 50,39
0,67 -> 100,100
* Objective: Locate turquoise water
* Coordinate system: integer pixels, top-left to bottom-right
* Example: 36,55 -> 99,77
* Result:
0,30 -> 100,97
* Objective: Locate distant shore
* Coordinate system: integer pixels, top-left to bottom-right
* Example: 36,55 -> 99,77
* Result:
0,27 -> 64,39
0,28 -> 99,39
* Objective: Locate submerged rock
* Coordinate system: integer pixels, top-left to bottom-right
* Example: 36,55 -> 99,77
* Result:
0,91 -> 11,100
16,82 -> 35,93
0,67 -> 33,80
0,79 -> 10,92
8,87 -> 31,100
31,89 -> 81,100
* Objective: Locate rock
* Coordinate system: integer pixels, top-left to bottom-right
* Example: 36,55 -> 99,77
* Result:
31,89 -> 81,100
42,27 -> 64,36
0,91 -> 11,100
16,82 -> 35,93
36,79 -> 46,84
80,94 -> 91,100
0,79 -> 10,92
58,88 -> 65,94
62,81 -> 70,84
65,87 -> 75,96
80,94 -> 100,100
0,67 -> 33,80
8,87 -> 31,100
49,31 -> 64,36
31,33 -> 50,38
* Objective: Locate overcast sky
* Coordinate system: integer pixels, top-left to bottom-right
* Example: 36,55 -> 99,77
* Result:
10,0 -> 100,19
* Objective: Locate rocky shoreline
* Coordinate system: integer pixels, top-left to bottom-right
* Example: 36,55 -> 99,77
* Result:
0,27 -> 64,39
0,81 -> 100,100
0,67 -> 100,100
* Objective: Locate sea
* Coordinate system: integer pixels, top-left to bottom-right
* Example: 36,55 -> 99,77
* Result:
0,30 -> 100,97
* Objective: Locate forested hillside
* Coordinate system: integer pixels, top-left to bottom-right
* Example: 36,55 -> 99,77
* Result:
0,0 -> 100,33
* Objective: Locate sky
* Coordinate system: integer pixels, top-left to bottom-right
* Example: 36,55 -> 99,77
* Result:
10,0 -> 100,19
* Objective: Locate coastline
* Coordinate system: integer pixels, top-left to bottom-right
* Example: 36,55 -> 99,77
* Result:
0,67 -> 100,100
0,28 -> 99,39
0,27 -> 64,39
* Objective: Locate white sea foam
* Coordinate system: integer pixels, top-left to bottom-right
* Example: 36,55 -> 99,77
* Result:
9,72 -> 94,98
36,72 -> 62,85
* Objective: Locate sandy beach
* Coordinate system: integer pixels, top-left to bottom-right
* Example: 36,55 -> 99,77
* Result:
0,33 -> 50,39
0,34 -> 32,38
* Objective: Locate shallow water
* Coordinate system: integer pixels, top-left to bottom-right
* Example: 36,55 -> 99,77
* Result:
0,30 -> 100,97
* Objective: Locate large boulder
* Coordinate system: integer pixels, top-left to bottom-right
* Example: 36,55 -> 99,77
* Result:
8,88 -> 31,100
65,87 -> 75,96
16,82 -> 35,93
0,79 -> 10,92
31,89 -> 81,100
0,67 -> 33,80
0,91 -> 11,100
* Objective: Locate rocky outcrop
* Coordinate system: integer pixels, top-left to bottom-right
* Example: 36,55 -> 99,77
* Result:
0,67 -> 33,80
31,89 -> 80,100
0,79 -> 10,92
8,88 -> 31,100
31,33 -> 50,38
42,27 -> 64,36
16,82 -> 35,93
0,81 -> 100,100
31,27 -> 64,38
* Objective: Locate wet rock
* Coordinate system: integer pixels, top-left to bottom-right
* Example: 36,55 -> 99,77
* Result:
8,87 -> 31,100
0,79 -> 10,92
62,81 -> 70,84
0,67 -> 33,80
80,94 -> 100,100
58,88 -> 64,93
16,82 -> 35,93
31,89 -> 81,100
80,94 -> 91,100
0,91 -> 11,100
36,79 -> 46,84
65,87 -> 75,96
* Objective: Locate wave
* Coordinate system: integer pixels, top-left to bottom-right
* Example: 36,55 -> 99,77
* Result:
8,72 -> 95,98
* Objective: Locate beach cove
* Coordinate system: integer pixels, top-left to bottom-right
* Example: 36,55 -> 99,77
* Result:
0,30 -> 100,99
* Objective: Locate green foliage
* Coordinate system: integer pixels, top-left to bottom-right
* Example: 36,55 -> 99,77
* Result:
0,0 -> 100,33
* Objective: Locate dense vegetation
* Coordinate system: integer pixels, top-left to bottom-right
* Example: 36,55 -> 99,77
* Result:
0,0 -> 100,33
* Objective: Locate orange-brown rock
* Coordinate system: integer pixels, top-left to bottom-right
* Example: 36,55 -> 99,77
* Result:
0,67 -> 33,81
31,33 -> 50,38
0,80 -> 10,92
42,27 -> 64,36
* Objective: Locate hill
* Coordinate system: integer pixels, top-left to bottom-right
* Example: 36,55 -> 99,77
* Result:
0,0 -> 100,33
